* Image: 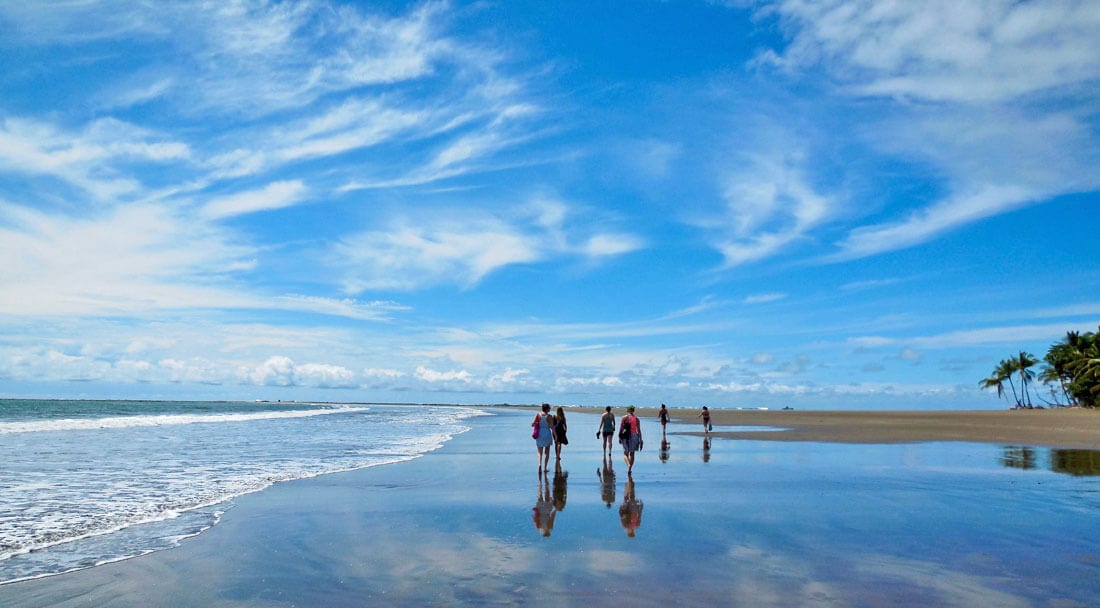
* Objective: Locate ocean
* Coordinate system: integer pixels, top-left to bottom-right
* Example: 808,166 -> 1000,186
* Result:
0,399 -> 485,585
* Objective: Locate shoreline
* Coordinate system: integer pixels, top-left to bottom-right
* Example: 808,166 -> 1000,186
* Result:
500,405 -> 1100,449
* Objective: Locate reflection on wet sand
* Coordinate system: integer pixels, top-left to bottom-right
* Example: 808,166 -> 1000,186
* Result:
659,439 -> 670,463
1001,446 -> 1039,470
619,476 -> 643,538
533,474 -> 556,537
598,455 -> 616,508
1001,446 -> 1100,476
552,465 -> 568,511
702,437 -> 711,463
1051,449 -> 1100,476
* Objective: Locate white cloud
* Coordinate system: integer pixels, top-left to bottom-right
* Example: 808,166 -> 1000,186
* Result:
335,203 -> 644,292
753,1 -> 1100,261
758,0 -> 1100,104
201,180 -> 309,220
743,293 -> 786,304
0,117 -> 189,200
415,366 -> 472,383
0,203 -> 256,316
272,295 -> 410,322
582,234 -> 645,257
244,356 -> 297,386
363,368 -> 406,379
717,153 -> 832,267
833,184 -> 1036,260
295,363 -> 357,388
337,217 -> 542,292
849,322 -> 1096,350
487,368 -> 531,388
751,352 -> 775,365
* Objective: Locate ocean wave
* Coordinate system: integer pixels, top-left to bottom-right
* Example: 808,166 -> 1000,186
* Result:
0,406 -> 370,434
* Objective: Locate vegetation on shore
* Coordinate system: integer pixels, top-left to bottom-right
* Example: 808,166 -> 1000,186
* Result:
981,328 -> 1099,408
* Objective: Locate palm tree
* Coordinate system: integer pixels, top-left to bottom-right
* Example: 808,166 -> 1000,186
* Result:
1064,329 -> 1099,408
1015,351 -> 1038,408
995,358 -> 1020,407
979,372 -> 1008,406
983,328 -> 1100,409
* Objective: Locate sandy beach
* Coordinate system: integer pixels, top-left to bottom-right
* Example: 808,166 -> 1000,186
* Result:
3,407 -> 1099,607
548,406 -> 1100,449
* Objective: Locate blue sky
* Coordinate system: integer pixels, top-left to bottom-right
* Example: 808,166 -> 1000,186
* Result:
1,0 -> 1097,409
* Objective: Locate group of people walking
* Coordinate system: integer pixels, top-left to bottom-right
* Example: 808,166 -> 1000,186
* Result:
531,403 -> 570,474
531,403 -> 715,538
536,402 -> 710,476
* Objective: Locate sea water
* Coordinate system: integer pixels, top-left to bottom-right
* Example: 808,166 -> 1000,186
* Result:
0,399 -> 484,585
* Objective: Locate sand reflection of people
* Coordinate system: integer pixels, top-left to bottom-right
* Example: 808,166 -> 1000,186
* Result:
619,476 -> 643,537
532,403 -> 555,474
597,454 -> 616,507
659,439 -> 670,463
702,437 -> 711,463
533,475 -> 556,537
619,405 -> 643,475
597,406 -> 616,458
552,463 -> 568,511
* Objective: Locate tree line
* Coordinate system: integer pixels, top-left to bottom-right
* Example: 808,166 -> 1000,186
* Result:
980,328 -> 1099,408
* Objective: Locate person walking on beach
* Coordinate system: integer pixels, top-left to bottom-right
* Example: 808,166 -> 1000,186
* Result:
698,405 -> 711,435
597,406 -> 616,457
619,405 -> 643,475
532,403 -> 555,473
658,403 -> 670,438
552,406 -> 569,461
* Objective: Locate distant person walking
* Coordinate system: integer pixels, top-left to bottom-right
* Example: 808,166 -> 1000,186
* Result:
597,406 -> 616,457
699,406 -> 711,435
619,405 -> 643,475
532,403 -> 555,473
658,404 -> 670,437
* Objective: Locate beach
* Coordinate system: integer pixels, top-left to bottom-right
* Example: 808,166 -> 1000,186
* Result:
2,407 -> 1100,607
647,406 -> 1100,449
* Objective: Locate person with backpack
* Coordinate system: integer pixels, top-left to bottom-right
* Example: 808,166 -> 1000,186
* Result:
618,405 -> 643,475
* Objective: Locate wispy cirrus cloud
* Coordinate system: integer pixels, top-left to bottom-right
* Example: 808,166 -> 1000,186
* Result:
714,152 -> 833,267
334,201 -> 643,292
0,117 -> 190,200
748,0 -> 1100,261
756,0 -> 1100,104
201,180 -> 310,220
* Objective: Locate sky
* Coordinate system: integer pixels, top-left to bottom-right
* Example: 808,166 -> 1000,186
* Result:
0,0 -> 1098,410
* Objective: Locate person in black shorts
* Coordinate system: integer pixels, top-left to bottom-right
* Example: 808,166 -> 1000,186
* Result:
597,406 -> 616,457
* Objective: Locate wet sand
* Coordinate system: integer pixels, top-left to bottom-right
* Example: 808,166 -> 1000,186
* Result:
3,407 -> 1100,607
544,406 -> 1100,449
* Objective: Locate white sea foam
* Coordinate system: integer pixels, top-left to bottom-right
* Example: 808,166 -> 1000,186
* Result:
0,402 -> 487,584
0,406 -> 370,434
